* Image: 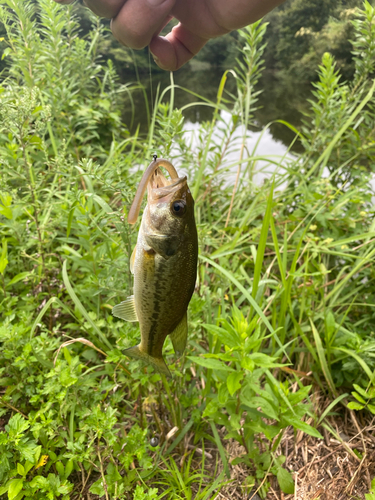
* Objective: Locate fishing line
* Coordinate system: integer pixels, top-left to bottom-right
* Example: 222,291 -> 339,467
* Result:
148,47 -> 154,118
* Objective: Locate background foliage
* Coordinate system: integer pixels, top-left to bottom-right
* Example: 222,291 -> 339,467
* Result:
0,0 -> 375,499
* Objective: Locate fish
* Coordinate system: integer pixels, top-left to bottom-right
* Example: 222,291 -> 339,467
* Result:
112,157 -> 198,376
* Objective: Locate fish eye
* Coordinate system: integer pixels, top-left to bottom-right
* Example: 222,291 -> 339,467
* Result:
171,200 -> 186,217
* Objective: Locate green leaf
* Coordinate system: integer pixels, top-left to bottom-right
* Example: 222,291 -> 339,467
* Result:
283,417 -> 323,439
367,404 -> 375,415
307,78 -> 375,178
325,311 -> 335,337
0,238 -> 8,274
227,372 -> 243,396
89,478 -> 105,496
333,347 -> 374,383
8,479 -> 23,500
0,483 -> 9,496
310,319 -> 336,395
347,402 -> 365,411
55,461 -> 65,477
8,414 -> 29,434
65,459 -> 74,479
240,395 -> 279,421
353,384 -> 370,399
0,193 -> 12,219
199,255 -> 289,361
277,468 -> 294,494
210,422 -> 230,479
248,352 -> 283,368
24,461 -> 34,475
352,392 -> 367,405
187,356 -> 235,372
0,206 -> 12,219
66,202 -> 78,237
17,463 -> 25,476
62,261 -> 111,349
6,272 -> 31,287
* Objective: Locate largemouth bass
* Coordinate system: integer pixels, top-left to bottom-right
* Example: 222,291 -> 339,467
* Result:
113,158 -> 198,376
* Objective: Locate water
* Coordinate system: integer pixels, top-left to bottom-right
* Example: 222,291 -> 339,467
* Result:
123,67 -> 375,195
121,65 -> 309,144
121,65 -> 305,186
179,111 -> 294,187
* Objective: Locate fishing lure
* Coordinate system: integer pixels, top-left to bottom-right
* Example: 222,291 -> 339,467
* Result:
113,157 -> 198,376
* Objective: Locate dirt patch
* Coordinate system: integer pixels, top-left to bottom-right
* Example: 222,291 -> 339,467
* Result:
217,407 -> 375,500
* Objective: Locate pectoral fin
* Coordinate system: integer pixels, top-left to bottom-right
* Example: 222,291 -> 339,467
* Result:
169,312 -> 188,357
125,345 -> 171,377
130,245 -> 136,274
112,296 -> 138,322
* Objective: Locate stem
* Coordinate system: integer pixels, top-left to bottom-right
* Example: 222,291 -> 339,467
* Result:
225,142 -> 245,227
97,442 -> 109,500
1,274 -> 6,298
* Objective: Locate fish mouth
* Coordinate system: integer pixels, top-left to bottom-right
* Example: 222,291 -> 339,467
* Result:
149,175 -> 188,201
128,158 -> 180,225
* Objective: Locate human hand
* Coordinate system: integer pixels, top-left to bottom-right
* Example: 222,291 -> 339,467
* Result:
54,0 -> 284,71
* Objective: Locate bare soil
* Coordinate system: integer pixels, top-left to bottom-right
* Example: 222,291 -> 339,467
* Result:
218,405 -> 375,500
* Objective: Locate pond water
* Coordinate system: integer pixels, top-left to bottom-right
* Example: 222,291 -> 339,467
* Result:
122,65 -> 309,140
123,65 -> 375,194
179,111 -> 295,187
121,65 -> 307,186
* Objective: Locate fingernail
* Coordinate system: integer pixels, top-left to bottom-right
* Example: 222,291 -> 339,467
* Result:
147,0 -> 168,6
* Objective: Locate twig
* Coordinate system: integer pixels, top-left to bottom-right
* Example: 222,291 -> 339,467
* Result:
0,397 -> 28,418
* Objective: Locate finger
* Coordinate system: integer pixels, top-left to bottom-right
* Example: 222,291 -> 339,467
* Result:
83,0 -> 124,19
150,24 -> 207,71
111,0 -> 175,50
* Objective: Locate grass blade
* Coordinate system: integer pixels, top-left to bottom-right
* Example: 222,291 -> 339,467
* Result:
317,393 -> 349,426
62,260 -> 112,349
30,297 -> 74,340
251,183 -> 274,302
200,255 -> 290,362
210,421 -> 230,479
306,79 -> 375,177
166,418 -> 194,455
310,319 -> 336,395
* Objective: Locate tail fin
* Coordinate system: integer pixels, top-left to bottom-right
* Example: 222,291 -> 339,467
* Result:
125,345 -> 171,377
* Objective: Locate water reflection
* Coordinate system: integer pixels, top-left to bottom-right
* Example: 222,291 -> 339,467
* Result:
177,111 -> 294,188
120,64 -> 313,188
121,64 -> 312,153
121,65 -> 233,132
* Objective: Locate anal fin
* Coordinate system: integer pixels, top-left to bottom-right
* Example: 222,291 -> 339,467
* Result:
169,312 -> 188,357
112,295 -> 138,322
125,345 -> 171,377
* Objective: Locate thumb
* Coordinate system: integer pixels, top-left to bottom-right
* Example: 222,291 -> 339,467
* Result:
112,0 -> 175,50
150,23 -> 207,71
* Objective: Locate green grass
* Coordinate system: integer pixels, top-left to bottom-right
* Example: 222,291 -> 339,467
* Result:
0,1 -> 375,499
